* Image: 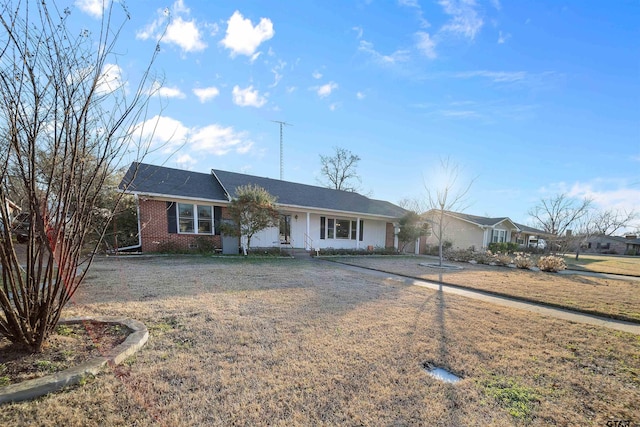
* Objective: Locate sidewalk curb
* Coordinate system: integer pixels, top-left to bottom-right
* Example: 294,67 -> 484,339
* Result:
0,316 -> 148,405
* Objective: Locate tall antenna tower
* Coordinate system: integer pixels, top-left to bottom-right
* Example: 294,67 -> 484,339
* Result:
271,120 -> 292,180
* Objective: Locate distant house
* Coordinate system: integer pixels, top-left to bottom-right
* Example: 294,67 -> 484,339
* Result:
582,234 -> 640,255
1,198 -> 21,233
419,210 -> 550,252
118,162 -> 407,254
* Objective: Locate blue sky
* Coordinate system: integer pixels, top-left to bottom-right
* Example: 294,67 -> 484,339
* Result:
75,0 -> 639,229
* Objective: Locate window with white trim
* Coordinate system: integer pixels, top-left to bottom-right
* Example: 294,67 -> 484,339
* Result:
320,217 -> 363,240
178,203 -> 213,234
492,229 -> 506,243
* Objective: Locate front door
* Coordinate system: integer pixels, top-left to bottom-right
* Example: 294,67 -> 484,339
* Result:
279,215 -> 291,244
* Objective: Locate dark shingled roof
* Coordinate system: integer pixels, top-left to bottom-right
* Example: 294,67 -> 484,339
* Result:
513,222 -> 550,236
119,163 -> 228,201
212,169 -> 407,218
119,163 -> 407,219
445,211 -> 511,227
427,210 -> 550,235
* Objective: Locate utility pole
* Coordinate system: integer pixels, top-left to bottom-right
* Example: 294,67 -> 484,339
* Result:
271,120 -> 292,180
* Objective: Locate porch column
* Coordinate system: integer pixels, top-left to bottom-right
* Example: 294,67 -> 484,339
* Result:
393,223 -> 399,251
356,217 -> 361,250
306,212 -> 310,250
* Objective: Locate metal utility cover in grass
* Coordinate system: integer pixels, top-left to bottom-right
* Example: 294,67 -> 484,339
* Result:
422,362 -> 461,384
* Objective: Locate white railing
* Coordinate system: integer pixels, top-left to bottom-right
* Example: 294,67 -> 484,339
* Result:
304,233 -> 314,252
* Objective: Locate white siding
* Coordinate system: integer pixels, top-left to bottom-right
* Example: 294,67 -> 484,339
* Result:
246,212 -> 390,250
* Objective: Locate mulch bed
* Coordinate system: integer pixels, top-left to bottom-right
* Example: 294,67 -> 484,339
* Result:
0,321 -> 129,386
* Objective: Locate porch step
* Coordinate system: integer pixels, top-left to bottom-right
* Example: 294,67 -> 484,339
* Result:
290,247 -> 313,258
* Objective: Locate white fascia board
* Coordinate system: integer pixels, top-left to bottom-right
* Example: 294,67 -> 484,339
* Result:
275,203 -> 400,221
126,191 -> 230,205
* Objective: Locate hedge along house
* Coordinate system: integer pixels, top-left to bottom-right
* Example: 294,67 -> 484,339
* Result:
119,162 -> 408,254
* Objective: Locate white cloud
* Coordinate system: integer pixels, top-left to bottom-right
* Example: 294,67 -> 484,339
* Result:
453,70 -> 527,83
165,16 -> 207,52
175,154 -> 197,169
398,0 -> 430,28
158,85 -> 186,99
566,181 -> 640,216
439,0 -> 483,40
329,103 -> 340,111
132,115 -> 190,152
286,86 -> 297,94
190,124 -> 254,155
315,82 -> 338,98
96,63 -> 126,95
136,0 -> 206,53
498,31 -> 511,44
270,60 -> 287,88
220,11 -> 274,57
312,71 -> 323,79
358,40 -> 410,65
352,26 -> 363,39
356,91 -> 366,100
415,31 -> 437,59
75,0 -> 108,18
132,115 -> 253,156
193,87 -> 220,103
232,85 -> 267,107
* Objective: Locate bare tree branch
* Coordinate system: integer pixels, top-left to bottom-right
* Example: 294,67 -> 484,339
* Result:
0,0 -> 160,352
318,147 -> 362,192
423,157 -> 475,266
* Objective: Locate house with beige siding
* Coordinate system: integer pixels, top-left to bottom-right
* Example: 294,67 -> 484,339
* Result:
119,163 -> 407,254
419,210 -> 549,252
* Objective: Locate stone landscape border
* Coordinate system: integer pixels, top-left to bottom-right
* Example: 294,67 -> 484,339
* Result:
0,316 -> 148,404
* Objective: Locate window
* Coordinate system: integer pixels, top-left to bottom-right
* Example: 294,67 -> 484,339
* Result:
198,206 -> 213,234
335,219 -> 350,239
177,203 -> 214,234
320,217 -> 363,240
492,229 -> 506,243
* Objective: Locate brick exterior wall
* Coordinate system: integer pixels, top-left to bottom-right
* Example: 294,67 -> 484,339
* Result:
138,198 -> 225,253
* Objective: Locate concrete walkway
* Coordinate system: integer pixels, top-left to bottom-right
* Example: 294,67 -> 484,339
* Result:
332,262 -> 640,335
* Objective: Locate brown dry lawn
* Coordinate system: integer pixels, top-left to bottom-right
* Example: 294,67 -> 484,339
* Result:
1,255 -> 638,426
564,253 -> 640,276
333,256 -> 640,322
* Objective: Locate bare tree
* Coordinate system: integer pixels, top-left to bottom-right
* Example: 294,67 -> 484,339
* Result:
589,209 -> 637,236
318,147 -> 362,192
571,208 -> 637,260
528,194 -> 592,253
424,158 -> 474,266
0,1 -> 159,352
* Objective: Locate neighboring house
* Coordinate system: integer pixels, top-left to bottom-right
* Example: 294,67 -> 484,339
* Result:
581,234 -> 640,255
118,162 -> 407,254
1,198 -> 21,234
419,210 -> 550,252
